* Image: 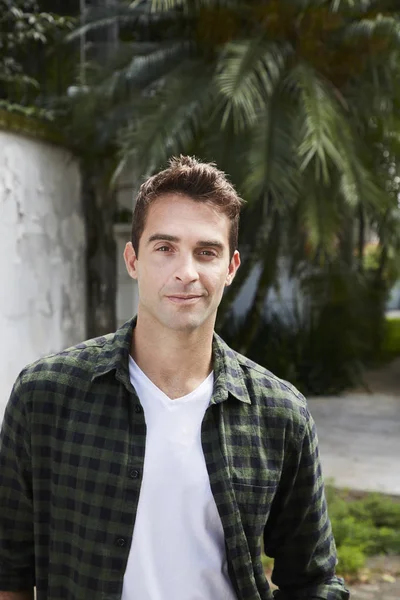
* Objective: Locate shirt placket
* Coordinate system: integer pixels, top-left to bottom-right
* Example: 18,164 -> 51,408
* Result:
103,382 -> 147,600
201,402 -> 260,600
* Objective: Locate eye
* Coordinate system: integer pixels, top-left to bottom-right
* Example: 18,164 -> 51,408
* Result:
156,245 -> 172,252
198,250 -> 217,257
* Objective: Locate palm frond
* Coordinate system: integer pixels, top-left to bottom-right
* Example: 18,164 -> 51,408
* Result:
68,0 -> 183,42
345,15 -> 400,44
329,0 -> 372,12
150,0 -> 185,12
290,63 -> 346,182
101,39 -> 194,99
241,93 -> 300,211
149,0 -> 237,11
215,39 -> 290,132
117,60 -> 216,175
301,183 -> 340,253
67,4 -> 148,41
339,161 -> 387,210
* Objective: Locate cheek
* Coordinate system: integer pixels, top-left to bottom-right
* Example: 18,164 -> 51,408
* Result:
142,262 -> 174,294
141,259 -> 169,279
202,269 -> 229,293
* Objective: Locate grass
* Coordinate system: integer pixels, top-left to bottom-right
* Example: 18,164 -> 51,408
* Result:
262,485 -> 400,581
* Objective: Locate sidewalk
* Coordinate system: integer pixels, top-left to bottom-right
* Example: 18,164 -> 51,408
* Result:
307,393 -> 400,496
307,390 -> 400,599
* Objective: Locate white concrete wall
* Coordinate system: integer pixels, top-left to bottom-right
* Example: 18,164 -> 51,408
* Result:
0,130 -> 85,418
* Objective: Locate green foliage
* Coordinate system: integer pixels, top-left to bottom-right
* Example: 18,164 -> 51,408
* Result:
0,105 -> 67,148
346,493 -> 400,531
336,545 -> 366,576
0,0 -> 73,104
381,316 -> 400,359
0,99 -> 54,122
325,486 -> 400,576
363,243 -> 400,288
72,1 -> 400,205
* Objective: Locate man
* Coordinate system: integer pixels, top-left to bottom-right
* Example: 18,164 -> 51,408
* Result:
0,156 -> 349,600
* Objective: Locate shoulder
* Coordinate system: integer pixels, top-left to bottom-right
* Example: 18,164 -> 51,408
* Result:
214,333 -> 314,455
236,350 -> 314,449
238,350 -> 305,399
11,333 -> 115,407
22,333 -> 113,379
226,342 -> 309,424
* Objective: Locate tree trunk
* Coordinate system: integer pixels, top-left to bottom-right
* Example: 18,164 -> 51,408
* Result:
357,203 -> 365,272
339,213 -> 355,269
82,164 -> 117,338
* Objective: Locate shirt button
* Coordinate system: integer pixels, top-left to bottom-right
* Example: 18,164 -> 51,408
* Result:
115,537 -> 126,547
134,405 -> 143,414
129,469 -> 140,479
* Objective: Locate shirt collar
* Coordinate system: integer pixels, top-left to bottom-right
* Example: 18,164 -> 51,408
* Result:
92,317 -> 251,404
91,318 -> 135,391
211,332 -> 251,405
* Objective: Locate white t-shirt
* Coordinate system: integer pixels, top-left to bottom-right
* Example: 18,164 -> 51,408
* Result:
121,357 -> 237,600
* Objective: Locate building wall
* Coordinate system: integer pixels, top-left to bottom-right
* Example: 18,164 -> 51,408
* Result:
0,130 -> 85,418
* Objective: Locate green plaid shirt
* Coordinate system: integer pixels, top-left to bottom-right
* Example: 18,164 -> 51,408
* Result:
0,318 -> 348,600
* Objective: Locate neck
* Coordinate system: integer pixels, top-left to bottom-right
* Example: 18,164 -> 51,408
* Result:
130,312 -> 214,398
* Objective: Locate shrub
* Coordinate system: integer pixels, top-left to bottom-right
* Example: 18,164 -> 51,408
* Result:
327,487 -> 400,577
381,316 -> 400,360
348,492 -> 400,529
336,545 -> 366,576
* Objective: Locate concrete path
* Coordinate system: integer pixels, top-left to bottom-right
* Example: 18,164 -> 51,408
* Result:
307,393 -> 400,496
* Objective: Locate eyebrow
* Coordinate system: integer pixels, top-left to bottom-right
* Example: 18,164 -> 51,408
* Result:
147,233 -> 225,251
147,234 -> 179,244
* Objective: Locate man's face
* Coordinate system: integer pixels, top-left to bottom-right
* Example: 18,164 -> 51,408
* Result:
124,194 -> 240,333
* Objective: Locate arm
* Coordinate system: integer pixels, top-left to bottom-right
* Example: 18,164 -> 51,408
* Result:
0,373 -> 35,595
264,408 -> 349,600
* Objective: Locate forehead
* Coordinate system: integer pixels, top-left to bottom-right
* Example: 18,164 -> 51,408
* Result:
144,194 -> 230,240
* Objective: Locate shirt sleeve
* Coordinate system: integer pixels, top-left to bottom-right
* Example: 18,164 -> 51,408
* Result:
0,371 -> 35,591
263,407 -> 349,600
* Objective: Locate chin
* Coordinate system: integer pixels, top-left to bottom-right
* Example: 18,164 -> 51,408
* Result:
164,314 -> 208,333
171,320 -> 203,332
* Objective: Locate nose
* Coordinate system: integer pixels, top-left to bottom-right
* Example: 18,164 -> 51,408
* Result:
174,254 -> 200,285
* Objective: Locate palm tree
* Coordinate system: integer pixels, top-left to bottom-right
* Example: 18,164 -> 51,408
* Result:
71,0 -> 400,351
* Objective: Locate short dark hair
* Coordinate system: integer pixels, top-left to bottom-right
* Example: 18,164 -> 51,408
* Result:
131,155 -> 244,259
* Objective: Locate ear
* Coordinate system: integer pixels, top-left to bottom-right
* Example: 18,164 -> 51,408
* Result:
124,242 -> 139,280
225,250 -> 240,286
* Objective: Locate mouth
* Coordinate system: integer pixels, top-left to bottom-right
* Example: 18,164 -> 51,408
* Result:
166,295 -> 203,304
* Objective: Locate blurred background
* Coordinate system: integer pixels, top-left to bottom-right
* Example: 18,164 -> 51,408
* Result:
1,1 -> 400,594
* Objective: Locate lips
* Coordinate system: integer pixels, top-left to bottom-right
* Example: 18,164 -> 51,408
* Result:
169,295 -> 201,299
166,294 -> 203,304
